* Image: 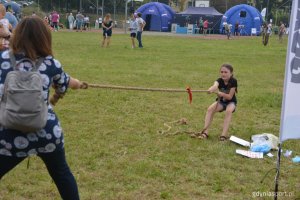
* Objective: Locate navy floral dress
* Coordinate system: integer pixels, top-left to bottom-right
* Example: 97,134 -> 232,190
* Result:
0,50 -> 70,157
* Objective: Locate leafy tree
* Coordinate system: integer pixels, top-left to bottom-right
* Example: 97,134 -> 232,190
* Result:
210,0 -> 248,13
34,0 -> 292,21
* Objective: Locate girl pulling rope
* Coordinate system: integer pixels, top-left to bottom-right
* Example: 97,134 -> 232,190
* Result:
191,63 -> 238,141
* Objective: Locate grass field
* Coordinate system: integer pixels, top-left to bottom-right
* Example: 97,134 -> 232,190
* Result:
0,31 -> 299,200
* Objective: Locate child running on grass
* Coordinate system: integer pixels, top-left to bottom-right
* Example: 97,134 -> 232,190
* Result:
192,64 -> 238,141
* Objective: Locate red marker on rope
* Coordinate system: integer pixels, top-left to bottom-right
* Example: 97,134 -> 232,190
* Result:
186,86 -> 192,104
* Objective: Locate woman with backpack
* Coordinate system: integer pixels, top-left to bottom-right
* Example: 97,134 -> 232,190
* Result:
0,17 -> 87,200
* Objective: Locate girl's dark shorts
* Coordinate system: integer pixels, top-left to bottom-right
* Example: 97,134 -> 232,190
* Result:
130,33 -> 136,38
103,29 -> 112,37
218,101 -> 236,113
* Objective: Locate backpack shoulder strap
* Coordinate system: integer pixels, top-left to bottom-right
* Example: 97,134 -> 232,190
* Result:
8,51 -> 44,71
35,57 -> 44,70
9,50 -> 17,70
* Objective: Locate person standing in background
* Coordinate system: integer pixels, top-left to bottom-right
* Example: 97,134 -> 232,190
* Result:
278,21 -> 286,43
234,21 -> 239,36
268,22 -> 272,36
68,13 -> 75,30
99,17 -> 102,28
136,12 -> 146,48
4,6 -> 17,29
199,17 -> 203,34
101,13 -> 113,48
51,11 -> 60,31
83,15 -> 90,30
129,13 -> 138,48
75,11 -> 84,32
203,19 -> 209,35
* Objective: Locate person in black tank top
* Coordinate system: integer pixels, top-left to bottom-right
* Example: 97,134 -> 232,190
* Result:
101,13 -> 113,48
191,64 -> 238,141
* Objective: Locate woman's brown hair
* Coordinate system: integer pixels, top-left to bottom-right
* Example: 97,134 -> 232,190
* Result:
10,16 -> 53,60
104,13 -> 111,23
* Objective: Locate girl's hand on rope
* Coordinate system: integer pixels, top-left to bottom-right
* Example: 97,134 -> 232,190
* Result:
207,86 -> 217,94
217,91 -> 223,97
207,88 -> 216,94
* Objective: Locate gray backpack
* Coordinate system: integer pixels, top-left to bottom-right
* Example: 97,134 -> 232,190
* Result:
0,51 -> 48,132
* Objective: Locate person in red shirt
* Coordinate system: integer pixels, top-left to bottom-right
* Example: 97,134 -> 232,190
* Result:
203,19 -> 209,35
51,11 -> 60,31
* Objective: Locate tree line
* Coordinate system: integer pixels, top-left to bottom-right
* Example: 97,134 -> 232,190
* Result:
36,0 -> 291,24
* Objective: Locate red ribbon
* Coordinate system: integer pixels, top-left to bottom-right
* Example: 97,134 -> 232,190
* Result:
186,86 -> 192,104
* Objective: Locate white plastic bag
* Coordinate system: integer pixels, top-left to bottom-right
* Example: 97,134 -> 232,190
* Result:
251,133 -> 279,150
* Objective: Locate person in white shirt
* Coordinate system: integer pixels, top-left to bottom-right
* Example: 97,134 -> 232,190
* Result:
267,22 -> 272,36
68,13 -> 75,30
222,21 -> 227,34
99,17 -> 102,28
136,12 -> 146,48
129,13 -> 138,48
83,15 -> 90,30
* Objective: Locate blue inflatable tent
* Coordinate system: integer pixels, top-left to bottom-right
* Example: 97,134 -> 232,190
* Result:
136,2 -> 175,32
220,4 -> 263,35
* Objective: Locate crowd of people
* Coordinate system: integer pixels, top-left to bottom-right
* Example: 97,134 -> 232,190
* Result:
100,12 -> 146,48
43,11 -> 90,32
221,19 -> 287,43
261,21 -> 286,46
1,6 -> 288,48
195,17 -> 212,35
41,10 -> 148,49
0,5 -> 149,50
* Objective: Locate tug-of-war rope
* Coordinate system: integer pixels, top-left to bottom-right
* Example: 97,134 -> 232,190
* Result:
88,83 -> 209,104
87,84 -> 211,136
156,118 -> 196,136
52,83 -> 211,136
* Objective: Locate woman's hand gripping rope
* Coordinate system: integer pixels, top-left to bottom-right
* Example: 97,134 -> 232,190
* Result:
50,81 -> 88,106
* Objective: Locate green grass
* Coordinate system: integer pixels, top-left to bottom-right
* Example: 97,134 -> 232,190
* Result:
0,32 -> 299,200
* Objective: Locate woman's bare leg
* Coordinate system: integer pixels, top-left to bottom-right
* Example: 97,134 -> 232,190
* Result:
106,37 -> 111,47
101,36 -> 106,47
